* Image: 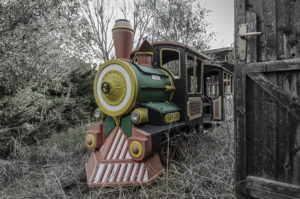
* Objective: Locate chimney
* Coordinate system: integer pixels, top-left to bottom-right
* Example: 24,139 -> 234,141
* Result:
112,19 -> 134,60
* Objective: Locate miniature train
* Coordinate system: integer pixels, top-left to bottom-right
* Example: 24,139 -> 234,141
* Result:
84,19 -> 233,187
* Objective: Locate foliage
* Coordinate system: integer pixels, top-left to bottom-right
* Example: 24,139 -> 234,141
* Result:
149,0 -> 215,50
0,61 -> 96,157
0,0 -> 92,96
0,0 -> 96,157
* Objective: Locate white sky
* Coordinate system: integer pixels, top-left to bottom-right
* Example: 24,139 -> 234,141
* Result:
200,0 -> 234,49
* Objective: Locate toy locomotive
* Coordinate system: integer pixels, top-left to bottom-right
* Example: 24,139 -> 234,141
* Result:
84,19 -> 233,187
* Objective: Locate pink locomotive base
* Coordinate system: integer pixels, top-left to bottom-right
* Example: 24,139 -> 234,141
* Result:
85,124 -> 163,187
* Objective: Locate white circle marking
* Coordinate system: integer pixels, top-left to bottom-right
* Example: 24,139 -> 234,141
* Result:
96,64 -> 132,112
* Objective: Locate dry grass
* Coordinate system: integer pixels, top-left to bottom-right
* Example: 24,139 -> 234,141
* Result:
0,121 -> 234,199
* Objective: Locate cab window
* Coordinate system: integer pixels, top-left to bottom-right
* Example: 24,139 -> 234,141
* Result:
224,72 -> 232,94
206,74 -> 219,98
160,49 -> 181,79
186,54 -> 195,93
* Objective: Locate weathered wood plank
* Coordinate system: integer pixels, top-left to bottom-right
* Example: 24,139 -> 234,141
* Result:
281,73 -> 298,184
252,97 -> 265,177
248,72 -> 300,120
276,72 -> 291,182
261,73 -> 277,178
246,76 -> 254,176
246,0 -> 253,12
245,11 -> 257,179
276,0 -> 290,60
234,1 -> 248,197
291,72 -> 300,185
291,0 -> 300,58
235,0 -> 246,15
261,0 -> 277,61
247,176 -> 300,199
246,12 -> 257,64
235,63 -> 248,198
292,124 -> 300,185
252,0 -> 264,61
246,58 -> 300,73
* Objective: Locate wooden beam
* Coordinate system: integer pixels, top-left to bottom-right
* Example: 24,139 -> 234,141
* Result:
247,176 -> 300,199
247,72 -> 300,120
246,58 -> 300,73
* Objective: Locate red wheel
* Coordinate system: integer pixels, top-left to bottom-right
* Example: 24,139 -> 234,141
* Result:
159,143 -> 176,165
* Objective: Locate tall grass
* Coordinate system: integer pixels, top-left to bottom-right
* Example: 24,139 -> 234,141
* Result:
0,121 -> 234,199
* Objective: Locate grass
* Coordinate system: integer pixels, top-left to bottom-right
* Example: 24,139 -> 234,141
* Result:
0,121 -> 234,199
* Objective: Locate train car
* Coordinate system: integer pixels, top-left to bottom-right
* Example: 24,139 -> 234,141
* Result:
202,64 -> 234,127
84,19 -> 209,187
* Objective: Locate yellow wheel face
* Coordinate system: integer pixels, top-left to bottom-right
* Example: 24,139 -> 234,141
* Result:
129,141 -> 143,159
101,70 -> 127,106
94,59 -> 138,117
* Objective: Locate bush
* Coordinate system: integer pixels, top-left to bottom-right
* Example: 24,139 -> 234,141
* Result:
0,63 -> 96,158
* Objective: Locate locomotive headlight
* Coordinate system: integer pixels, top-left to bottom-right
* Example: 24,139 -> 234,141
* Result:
129,141 -> 143,159
131,112 -> 140,123
94,109 -> 101,118
130,108 -> 148,124
94,109 -> 105,120
85,134 -> 96,149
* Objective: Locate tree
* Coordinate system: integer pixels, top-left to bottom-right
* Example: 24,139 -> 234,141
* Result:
82,0 -> 214,63
0,0 -> 93,96
82,0 -> 117,62
149,0 -> 214,50
132,0 -> 155,49
0,0 -> 96,156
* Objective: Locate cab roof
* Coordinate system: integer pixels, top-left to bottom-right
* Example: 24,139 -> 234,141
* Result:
130,41 -> 210,61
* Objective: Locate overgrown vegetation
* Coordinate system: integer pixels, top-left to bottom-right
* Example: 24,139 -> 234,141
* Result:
0,0 -> 232,198
0,0 -> 96,157
0,121 -> 234,199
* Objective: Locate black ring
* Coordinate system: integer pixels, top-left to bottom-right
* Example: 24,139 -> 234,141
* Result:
101,82 -> 110,94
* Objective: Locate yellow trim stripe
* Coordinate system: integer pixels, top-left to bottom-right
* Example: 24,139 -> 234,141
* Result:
136,52 -> 153,56
159,48 -> 181,79
158,69 -> 175,101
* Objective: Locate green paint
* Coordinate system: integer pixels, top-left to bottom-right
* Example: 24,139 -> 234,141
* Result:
138,65 -> 166,76
130,63 -> 171,103
121,114 -> 132,137
104,116 -> 115,137
142,102 -> 180,114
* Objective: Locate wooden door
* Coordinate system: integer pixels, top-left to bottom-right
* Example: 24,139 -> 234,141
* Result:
234,0 -> 300,198
213,96 -> 222,120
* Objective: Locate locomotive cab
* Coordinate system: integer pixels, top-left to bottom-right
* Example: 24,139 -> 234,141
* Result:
132,42 -> 210,130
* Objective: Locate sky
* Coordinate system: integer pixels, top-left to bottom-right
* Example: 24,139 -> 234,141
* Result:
200,0 -> 234,49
